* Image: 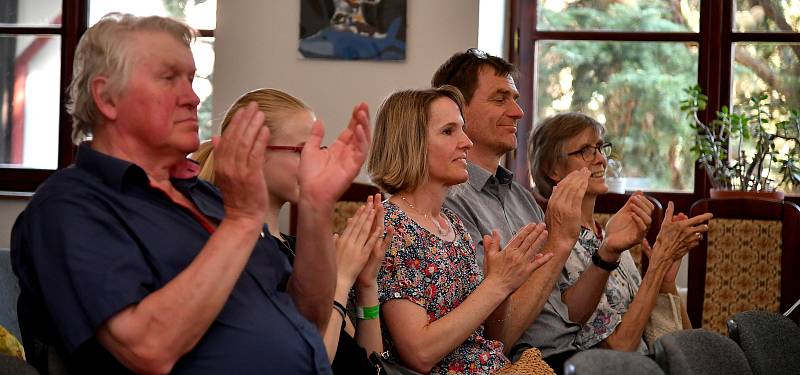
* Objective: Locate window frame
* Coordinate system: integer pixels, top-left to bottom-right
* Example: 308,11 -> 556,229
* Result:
509,0 -> 800,211
0,0 -> 213,193
0,0 -> 87,192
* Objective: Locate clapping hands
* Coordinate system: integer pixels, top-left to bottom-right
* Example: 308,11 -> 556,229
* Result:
545,168 -> 590,252
647,202 -> 712,269
603,191 -> 655,254
299,103 -> 372,208
334,194 -> 391,291
211,102 -> 271,224
483,223 -> 553,295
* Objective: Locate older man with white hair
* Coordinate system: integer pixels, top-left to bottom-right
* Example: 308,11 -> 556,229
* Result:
11,13 -> 370,374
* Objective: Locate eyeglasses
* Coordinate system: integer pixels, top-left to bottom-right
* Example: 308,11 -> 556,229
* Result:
266,145 -> 327,154
466,48 -> 488,59
267,145 -> 303,153
566,142 -> 612,162
442,48 -> 489,84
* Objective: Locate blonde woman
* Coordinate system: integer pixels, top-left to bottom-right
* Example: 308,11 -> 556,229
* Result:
368,86 -> 555,374
195,88 -> 385,373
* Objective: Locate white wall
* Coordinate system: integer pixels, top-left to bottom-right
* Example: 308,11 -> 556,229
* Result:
478,0 -> 508,58
213,0 -> 480,183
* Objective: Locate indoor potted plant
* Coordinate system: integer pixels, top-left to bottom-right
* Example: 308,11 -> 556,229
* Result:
680,85 -> 800,198
605,158 -> 626,194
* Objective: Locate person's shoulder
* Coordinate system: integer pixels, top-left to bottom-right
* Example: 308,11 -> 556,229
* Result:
445,180 -> 483,208
508,179 -> 536,200
26,166 -> 97,208
509,180 -> 545,211
447,180 -> 475,197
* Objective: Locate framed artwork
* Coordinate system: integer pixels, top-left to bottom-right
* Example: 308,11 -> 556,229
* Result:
299,0 -> 407,61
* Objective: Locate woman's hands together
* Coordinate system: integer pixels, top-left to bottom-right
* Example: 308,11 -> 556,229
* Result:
603,191 -> 654,254
647,202 -> 712,269
334,194 -> 390,291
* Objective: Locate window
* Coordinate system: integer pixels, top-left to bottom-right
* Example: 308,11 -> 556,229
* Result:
0,0 -> 216,192
0,0 -> 81,191
88,0 -> 217,139
511,0 -> 800,202
0,0 -> 64,169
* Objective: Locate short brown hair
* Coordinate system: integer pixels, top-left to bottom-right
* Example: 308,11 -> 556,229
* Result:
528,112 -> 605,198
368,85 -> 465,194
431,48 -> 516,104
67,13 -> 196,143
194,88 -> 311,184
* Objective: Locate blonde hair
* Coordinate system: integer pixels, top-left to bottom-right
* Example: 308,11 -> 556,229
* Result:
67,13 -> 196,144
368,85 -> 465,194
528,112 -> 605,198
194,88 -> 312,184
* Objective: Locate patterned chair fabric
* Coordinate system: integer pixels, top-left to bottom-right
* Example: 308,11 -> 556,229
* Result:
688,198 -> 800,333
332,201 -> 365,234
289,182 -> 381,235
701,219 -> 782,334
0,326 -> 24,361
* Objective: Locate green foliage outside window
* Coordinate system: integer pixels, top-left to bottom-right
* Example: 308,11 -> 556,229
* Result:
162,0 -> 215,140
536,0 -> 799,192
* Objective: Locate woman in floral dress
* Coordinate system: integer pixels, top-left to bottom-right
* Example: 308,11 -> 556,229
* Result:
367,86 -> 553,374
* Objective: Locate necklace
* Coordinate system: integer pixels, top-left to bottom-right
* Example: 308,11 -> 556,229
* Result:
399,195 -> 451,237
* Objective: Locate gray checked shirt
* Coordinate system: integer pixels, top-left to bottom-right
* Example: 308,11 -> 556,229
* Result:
444,161 -> 580,359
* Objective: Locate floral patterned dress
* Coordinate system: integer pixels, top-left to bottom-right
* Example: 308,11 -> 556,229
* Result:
558,226 -> 649,354
377,201 -> 509,374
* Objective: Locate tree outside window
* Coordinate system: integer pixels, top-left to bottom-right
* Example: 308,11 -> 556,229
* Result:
519,0 -> 799,194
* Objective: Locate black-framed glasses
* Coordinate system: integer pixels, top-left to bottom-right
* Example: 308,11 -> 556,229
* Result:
442,48 -> 489,84
566,142 -> 612,162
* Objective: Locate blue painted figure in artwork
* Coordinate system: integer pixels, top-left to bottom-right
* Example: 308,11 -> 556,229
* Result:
299,15 -> 405,60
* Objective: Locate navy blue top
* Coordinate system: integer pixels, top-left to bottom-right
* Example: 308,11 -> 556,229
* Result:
11,144 -> 331,374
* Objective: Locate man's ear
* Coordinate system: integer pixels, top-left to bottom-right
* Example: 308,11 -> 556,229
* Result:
90,76 -> 118,121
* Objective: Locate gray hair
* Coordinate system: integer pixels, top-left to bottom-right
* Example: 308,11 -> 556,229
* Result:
528,112 -> 605,198
66,13 -> 196,143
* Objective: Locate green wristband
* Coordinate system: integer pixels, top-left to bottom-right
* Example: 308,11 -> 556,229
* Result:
356,304 -> 380,320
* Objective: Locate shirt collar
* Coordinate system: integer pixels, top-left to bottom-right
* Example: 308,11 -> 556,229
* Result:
75,142 -> 146,191
466,161 -> 515,191
75,142 -> 201,192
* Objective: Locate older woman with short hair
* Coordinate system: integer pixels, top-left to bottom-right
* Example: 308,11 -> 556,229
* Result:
368,85 -> 555,374
528,112 -> 712,353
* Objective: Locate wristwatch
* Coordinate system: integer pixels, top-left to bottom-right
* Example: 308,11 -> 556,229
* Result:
592,250 -> 620,272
